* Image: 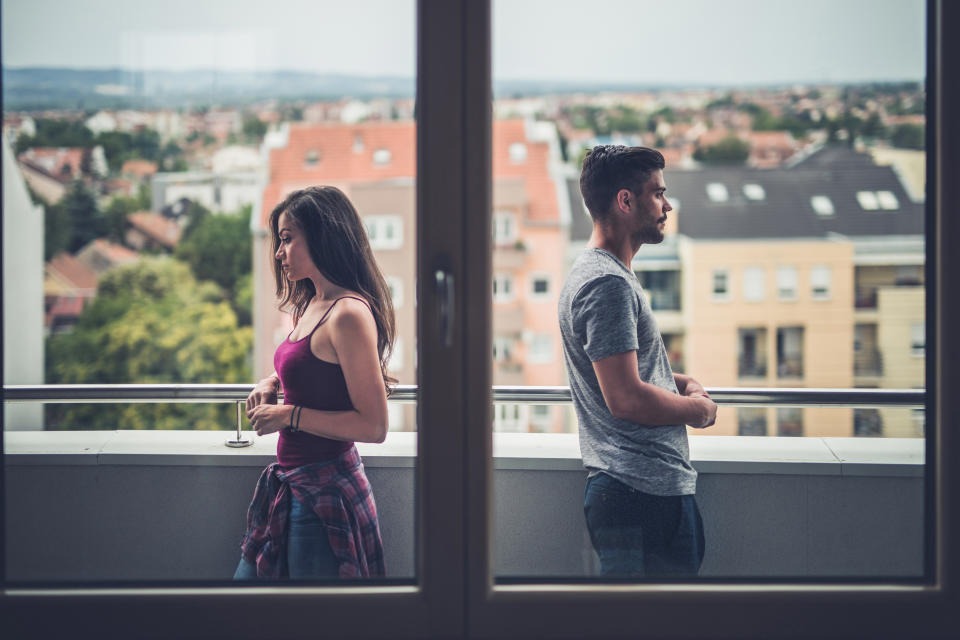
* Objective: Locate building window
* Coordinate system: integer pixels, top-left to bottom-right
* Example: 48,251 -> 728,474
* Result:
743,267 -> 765,302
810,265 -> 831,300
493,211 -> 517,245
530,274 -> 551,300
911,322 -> 925,357
738,327 -> 768,378
493,336 -> 513,362
385,275 -> 403,309
492,273 -> 514,303
810,195 -> 835,216
742,183 -> 766,201
372,148 -> 391,166
706,182 -> 729,203
364,215 -> 403,250
777,326 -> 804,378
508,142 -> 527,163
777,407 -> 803,436
854,408 -> 883,437
304,149 -> 320,167
352,133 -> 364,153
662,333 -> 685,373
738,407 -> 767,436
856,190 -> 880,210
528,333 -> 553,364
895,264 -> 923,286
712,269 -> 730,300
777,266 -> 798,300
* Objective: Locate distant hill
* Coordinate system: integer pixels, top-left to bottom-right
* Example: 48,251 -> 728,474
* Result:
1,67 -> 417,110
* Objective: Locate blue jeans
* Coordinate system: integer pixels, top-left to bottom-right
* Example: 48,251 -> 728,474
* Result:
234,493 -> 340,580
584,473 -> 705,577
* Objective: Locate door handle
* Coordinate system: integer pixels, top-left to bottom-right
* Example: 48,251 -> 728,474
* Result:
434,265 -> 455,348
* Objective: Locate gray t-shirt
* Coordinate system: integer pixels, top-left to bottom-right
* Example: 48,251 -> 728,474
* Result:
558,248 -> 697,496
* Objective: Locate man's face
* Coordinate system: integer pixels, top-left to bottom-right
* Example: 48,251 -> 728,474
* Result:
627,169 -> 672,246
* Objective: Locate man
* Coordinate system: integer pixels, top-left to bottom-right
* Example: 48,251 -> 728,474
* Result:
558,145 -> 717,577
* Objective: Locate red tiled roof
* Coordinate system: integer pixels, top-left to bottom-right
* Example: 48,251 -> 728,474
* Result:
17,147 -> 85,178
260,119 -> 559,227
46,252 -> 98,291
127,211 -> 182,249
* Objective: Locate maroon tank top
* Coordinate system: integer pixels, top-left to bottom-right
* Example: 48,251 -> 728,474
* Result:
274,296 -> 366,469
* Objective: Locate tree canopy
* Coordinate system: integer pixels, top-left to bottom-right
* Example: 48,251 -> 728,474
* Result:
45,258 -> 253,430
694,135 -> 750,165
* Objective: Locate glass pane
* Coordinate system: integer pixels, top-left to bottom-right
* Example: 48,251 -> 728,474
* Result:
3,0 -> 416,584
492,0 -> 926,581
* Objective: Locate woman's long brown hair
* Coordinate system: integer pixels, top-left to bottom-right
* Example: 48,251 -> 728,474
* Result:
269,186 -> 397,394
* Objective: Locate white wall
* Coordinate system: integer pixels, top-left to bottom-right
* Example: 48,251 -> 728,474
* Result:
2,139 -> 45,429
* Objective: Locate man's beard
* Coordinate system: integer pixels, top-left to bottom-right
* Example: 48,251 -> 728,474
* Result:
633,223 -> 665,245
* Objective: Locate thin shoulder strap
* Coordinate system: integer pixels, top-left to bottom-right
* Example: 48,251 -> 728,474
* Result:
308,295 -> 370,336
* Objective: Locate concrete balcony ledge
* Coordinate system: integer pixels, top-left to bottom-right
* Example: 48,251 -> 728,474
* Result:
4,430 -> 924,477
4,431 -> 926,581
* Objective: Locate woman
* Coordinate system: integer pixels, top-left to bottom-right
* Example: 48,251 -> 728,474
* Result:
234,186 -> 394,580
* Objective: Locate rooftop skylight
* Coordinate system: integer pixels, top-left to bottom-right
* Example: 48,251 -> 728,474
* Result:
876,190 -> 900,210
856,191 -> 880,210
811,195 -> 835,216
706,182 -> 729,203
743,183 -> 765,201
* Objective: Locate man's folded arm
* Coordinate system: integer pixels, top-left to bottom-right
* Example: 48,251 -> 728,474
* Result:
593,350 -> 714,428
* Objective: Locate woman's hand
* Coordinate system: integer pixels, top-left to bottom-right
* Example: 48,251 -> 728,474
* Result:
247,403 -> 294,436
246,375 -> 279,413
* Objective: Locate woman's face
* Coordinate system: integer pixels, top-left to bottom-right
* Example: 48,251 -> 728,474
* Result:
275,211 -> 317,281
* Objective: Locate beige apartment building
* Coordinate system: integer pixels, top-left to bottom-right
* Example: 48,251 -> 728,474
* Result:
254,119 -> 570,432
567,145 -> 924,437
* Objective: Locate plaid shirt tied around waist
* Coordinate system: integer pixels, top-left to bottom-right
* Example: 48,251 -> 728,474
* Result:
240,446 -> 385,578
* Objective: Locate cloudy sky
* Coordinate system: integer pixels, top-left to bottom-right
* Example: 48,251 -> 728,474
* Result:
3,0 -> 925,85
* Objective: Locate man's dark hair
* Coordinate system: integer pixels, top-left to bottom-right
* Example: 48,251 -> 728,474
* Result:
579,145 -> 665,221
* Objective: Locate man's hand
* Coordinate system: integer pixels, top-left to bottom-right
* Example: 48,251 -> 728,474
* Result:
247,403 -> 294,436
689,396 -> 717,429
675,373 -> 710,399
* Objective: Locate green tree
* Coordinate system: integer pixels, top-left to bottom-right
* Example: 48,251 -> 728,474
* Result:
242,115 -> 268,140
175,206 -> 253,298
44,201 -> 73,261
62,180 -> 105,252
45,258 -> 253,430
693,135 -> 750,165
14,118 -> 94,155
891,123 -> 925,149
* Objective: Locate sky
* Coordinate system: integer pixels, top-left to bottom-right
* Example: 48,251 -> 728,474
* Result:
2,0 -> 926,86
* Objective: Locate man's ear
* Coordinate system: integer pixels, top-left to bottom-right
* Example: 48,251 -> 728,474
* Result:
615,188 -> 632,214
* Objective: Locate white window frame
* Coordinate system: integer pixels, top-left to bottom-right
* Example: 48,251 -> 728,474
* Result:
492,210 -> 517,245
777,266 -> 798,301
712,268 -> 730,301
493,336 -> 513,362
742,266 -> 765,302
527,333 -> 553,364
508,142 -> 527,163
810,265 -> 831,300
492,272 -> 514,303
364,215 -> 403,250
373,148 -> 392,166
529,272 -> 551,301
